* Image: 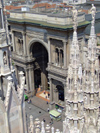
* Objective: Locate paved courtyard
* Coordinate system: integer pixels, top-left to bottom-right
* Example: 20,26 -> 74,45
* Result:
25,96 -> 63,132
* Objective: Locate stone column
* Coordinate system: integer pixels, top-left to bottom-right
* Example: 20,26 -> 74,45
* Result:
63,83 -> 66,101
55,50 -> 58,65
63,40 -> 67,68
22,32 -> 27,55
49,79 -> 55,110
25,69 -> 30,92
48,38 -> 51,63
41,72 -> 48,90
67,39 -> 71,66
11,31 -> 15,52
54,88 -> 58,103
50,78 -> 53,102
29,67 -> 35,96
59,49 -> 61,66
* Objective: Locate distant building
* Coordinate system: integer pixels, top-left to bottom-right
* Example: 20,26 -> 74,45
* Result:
8,6 -> 89,109
63,0 -> 86,4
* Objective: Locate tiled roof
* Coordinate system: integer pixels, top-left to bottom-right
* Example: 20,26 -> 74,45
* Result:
81,9 -> 88,14
32,3 -> 73,10
97,33 -> 100,37
33,3 -> 57,9
5,5 -> 23,11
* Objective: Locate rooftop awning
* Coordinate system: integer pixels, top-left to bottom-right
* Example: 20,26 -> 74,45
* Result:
49,110 -> 61,117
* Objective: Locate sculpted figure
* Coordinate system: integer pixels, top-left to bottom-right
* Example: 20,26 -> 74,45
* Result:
72,6 -> 78,31
3,55 -> 7,65
90,4 -> 96,21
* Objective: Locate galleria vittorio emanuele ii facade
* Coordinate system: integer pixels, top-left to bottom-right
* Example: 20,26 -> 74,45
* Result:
0,0 -> 100,132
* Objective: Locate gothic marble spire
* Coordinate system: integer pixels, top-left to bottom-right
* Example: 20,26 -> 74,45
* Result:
84,4 -> 100,133
63,6 -> 84,133
0,0 -> 4,30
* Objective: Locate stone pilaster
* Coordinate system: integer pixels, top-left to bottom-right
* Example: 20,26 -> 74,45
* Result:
29,67 -> 35,96
41,71 -> 48,90
54,88 -> 58,103
48,38 -> 51,63
55,49 -> 58,65
22,32 -> 27,56
63,40 -> 67,68
49,78 -> 53,102
25,69 -> 30,92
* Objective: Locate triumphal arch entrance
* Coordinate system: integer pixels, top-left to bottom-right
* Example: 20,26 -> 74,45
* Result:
8,9 -> 89,108
30,41 -> 48,90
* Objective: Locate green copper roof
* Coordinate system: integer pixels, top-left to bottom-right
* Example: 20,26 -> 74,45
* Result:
8,18 -> 90,30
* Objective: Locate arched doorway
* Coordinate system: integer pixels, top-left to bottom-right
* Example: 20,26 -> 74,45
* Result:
32,42 -> 48,90
56,85 -> 64,101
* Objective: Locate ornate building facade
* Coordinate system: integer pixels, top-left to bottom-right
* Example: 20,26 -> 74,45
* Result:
0,3 -> 100,133
8,7 -> 89,107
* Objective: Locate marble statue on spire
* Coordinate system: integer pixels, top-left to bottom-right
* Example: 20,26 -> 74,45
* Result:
72,6 -> 78,31
90,4 -> 96,25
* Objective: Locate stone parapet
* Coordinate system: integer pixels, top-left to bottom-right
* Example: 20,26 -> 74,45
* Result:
12,52 -> 35,64
9,11 -> 85,26
47,63 -> 68,77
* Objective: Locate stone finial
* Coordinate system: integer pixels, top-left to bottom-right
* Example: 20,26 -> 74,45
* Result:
55,129 -> 60,133
29,115 -> 34,133
90,4 -> 96,25
72,6 -> 78,31
51,127 -> 54,133
41,121 -> 45,133
45,124 -> 50,132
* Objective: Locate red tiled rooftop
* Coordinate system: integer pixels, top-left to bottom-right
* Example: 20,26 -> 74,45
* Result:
5,5 -> 23,11
33,3 -> 57,9
97,33 -> 100,36
81,9 -> 88,14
